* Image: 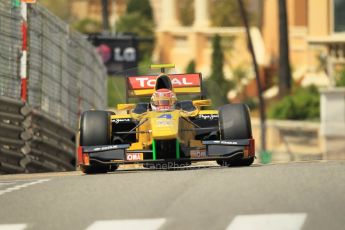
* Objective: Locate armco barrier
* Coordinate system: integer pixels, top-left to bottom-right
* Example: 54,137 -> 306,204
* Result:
0,1 -> 107,174
0,97 -> 26,173
0,96 -> 75,174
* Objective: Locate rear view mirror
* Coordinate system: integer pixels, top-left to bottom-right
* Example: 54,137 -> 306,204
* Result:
117,104 -> 136,111
192,99 -> 212,107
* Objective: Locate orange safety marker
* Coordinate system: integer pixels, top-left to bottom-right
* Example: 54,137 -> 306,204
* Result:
83,154 -> 90,166
21,0 -> 37,3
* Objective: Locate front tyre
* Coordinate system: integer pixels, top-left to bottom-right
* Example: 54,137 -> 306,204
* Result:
80,110 -> 115,174
218,104 -> 254,167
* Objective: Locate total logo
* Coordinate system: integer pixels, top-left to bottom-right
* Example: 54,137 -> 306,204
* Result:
135,77 -> 193,88
128,74 -> 201,90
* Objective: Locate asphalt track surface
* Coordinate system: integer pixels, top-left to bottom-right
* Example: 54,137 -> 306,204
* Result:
0,160 -> 345,230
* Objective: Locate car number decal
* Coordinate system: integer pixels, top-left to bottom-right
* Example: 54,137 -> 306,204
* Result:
158,114 -> 172,119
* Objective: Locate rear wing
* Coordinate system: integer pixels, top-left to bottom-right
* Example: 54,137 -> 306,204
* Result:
126,73 -> 203,99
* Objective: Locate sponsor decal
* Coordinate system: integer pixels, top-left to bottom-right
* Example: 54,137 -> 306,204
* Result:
128,74 -> 201,89
190,150 -> 206,158
93,145 -> 121,151
198,114 -> 219,120
158,114 -> 172,119
126,153 -> 143,161
204,140 -> 240,145
110,160 -> 122,162
114,47 -> 136,62
156,120 -> 173,127
220,141 -> 238,145
112,118 -> 131,124
89,35 -> 138,74
155,114 -> 173,126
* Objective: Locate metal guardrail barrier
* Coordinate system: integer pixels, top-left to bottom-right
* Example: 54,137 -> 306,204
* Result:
0,1 -> 107,174
0,96 -> 76,174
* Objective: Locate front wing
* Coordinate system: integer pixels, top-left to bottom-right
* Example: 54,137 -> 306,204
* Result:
77,139 -> 255,166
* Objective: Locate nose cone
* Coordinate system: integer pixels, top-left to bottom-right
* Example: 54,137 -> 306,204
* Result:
150,111 -> 179,140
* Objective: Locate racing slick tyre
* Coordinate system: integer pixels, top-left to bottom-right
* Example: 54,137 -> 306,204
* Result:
80,110 -> 117,174
80,110 -> 111,146
218,104 -> 254,167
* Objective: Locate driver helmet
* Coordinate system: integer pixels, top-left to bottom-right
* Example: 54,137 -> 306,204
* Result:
150,88 -> 177,112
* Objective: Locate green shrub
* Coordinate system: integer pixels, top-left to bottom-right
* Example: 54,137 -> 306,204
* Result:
268,85 -> 320,120
336,68 -> 345,87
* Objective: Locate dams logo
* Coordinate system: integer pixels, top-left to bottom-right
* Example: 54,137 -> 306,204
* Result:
128,74 -> 201,89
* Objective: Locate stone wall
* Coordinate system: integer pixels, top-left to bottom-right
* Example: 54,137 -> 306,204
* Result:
321,88 -> 345,160
252,118 -> 322,162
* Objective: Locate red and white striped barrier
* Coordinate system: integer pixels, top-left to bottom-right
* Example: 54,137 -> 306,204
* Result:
20,1 -> 28,102
20,0 -> 36,102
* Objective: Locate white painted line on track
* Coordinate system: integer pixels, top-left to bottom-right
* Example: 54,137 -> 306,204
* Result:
85,218 -> 166,230
0,179 -> 50,196
226,213 -> 307,230
0,182 -> 16,188
0,224 -> 27,230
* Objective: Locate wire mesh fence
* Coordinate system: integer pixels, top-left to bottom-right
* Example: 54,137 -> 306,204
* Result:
0,1 -> 107,130
0,0 -> 21,100
28,4 -> 107,129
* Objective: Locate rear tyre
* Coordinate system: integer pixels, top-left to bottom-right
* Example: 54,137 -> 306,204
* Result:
80,110 -> 115,174
218,104 -> 254,167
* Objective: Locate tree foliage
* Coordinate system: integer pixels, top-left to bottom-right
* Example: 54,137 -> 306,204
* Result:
205,35 -> 231,108
210,35 -> 225,81
126,0 -> 153,21
185,60 -> 196,73
116,0 -> 154,61
116,13 -> 154,37
39,0 -> 70,21
209,0 -> 256,27
72,18 -> 102,34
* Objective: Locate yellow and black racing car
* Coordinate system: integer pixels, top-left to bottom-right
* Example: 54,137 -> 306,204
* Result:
77,64 -> 255,174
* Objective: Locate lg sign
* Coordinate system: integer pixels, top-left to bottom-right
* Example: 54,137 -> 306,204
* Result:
88,35 -> 139,74
114,47 -> 136,62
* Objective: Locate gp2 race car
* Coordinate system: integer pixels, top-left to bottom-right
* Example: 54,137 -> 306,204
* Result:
77,64 -> 255,174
